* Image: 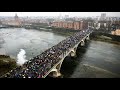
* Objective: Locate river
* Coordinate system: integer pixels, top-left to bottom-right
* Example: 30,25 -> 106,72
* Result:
0,28 -> 67,60
0,28 -> 120,78
61,40 -> 120,78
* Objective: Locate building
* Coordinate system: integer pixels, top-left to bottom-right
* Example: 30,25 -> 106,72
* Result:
50,20 -> 90,30
63,22 -> 68,28
2,14 -> 22,26
58,21 -> 63,28
73,21 -> 80,30
100,13 -> 106,21
82,21 -> 89,29
65,15 -> 69,19
67,21 -> 73,29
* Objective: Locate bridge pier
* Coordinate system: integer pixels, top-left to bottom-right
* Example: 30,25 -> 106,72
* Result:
86,35 -> 90,40
70,47 -> 77,57
80,40 -> 85,46
70,50 -> 76,57
52,69 -> 61,77
49,61 -> 63,78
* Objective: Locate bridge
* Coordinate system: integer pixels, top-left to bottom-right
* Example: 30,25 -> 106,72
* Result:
1,29 -> 93,78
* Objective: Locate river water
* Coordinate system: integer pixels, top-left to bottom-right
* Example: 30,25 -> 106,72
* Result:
0,28 -> 120,78
61,40 -> 120,78
0,28 -> 67,60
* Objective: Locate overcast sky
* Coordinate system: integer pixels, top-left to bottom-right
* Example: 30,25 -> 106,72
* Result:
0,12 -> 120,17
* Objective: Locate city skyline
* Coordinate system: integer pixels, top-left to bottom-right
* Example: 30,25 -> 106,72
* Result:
0,12 -> 120,17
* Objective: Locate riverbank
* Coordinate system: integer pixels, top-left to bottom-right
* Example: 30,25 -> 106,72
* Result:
23,25 -> 79,36
0,25 -> 79,36
0,55 -> 16,76
90,31 -> 120,45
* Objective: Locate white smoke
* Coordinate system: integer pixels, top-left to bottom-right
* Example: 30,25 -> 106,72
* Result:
17,49 -> 28,66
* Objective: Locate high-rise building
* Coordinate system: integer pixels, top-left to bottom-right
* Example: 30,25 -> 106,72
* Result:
65,15 -> 69,19
15,13 -> 18,20
2,13 -> 22,26
100,13 -> 106,21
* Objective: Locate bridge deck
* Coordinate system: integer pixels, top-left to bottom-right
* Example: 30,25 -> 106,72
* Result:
1,29 -> 93,78
43,33 -> 91,78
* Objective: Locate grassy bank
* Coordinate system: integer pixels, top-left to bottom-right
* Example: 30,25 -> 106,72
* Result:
90,31 -> 120,45
24,25 -> 78,36
0,55 -> 17,76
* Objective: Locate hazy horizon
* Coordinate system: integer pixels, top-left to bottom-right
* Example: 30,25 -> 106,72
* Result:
0,12 -> 120,17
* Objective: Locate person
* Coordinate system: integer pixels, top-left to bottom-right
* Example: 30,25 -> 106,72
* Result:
3,29 -> 92,78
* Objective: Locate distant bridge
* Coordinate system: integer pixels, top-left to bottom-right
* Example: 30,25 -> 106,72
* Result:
1,29 -> 93,78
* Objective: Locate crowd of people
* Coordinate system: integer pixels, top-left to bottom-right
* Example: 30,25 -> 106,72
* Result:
2,29 -> 92,78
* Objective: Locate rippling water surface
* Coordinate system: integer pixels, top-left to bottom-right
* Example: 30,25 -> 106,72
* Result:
61,40 -> 120,78
0,28 -> 67,60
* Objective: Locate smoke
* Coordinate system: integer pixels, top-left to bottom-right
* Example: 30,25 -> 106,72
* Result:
17,49 -> 28,66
